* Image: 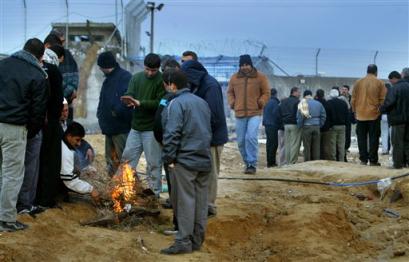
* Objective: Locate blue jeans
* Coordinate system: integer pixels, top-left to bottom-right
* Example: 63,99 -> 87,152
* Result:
121,129 -> 162,196
0,123 -> 27,222
235,116 -> 261,166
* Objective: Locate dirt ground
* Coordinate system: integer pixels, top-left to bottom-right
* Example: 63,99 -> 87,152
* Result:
1,134 -> 409,261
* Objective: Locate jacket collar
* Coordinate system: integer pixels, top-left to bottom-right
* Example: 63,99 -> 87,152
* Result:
11,50 -> 48,78
237,68 -> 258,78
174,88 -> 190,97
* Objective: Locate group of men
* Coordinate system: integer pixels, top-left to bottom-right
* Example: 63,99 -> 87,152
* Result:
1,34 -> 408,256
261,64 -> 409,171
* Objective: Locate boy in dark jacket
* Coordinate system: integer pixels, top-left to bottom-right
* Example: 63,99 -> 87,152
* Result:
262,88 -> 281,167
97,51 -> 132,176
160,69 -> 212,255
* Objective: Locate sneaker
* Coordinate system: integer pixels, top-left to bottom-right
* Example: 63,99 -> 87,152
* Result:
0,221 -> 28,232
160,242 -> 192,255
163,229 -> 178,236
29,206 -> 45,215
246,165 -> 256,174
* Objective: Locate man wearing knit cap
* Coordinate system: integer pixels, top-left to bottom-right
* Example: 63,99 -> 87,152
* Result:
351,64 -> 387,166
227,54 -> 270,174
97,51 -> 132,177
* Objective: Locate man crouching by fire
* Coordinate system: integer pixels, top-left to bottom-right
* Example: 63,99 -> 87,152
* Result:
160,69 -> 212,255
60,122 -> 100,204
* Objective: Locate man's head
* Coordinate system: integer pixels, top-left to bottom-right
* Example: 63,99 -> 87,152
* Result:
239,54 -> 253,74
144,53 -> 161,78
402,68 -> 409,79
49,44 -> 65,63
50,29 -> 65,45
340,85 -> 350,96
303,90 -> 312,98
388,70 -> 402,84
329,89 -> 340,98
161,58 -> 180,72
97,51 -> 117,74
23,38 -> 45,61
61,98 -> 69,121
270,88 -> 277,97
290,87 -> 300,98
162,68 -> 188,93
367,64 -> 378,76
44,34 -> 63,48
315,89 -> 325,100
181,51 -> 198,63
64,122 -> 85,148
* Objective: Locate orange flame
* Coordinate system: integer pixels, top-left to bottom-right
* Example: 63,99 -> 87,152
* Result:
111,163 -> 136,213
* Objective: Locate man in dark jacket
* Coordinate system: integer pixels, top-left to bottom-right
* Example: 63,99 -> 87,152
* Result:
381,68 -> 409,169
181,59 -> 228,217
327,89 -> 349,161
262,88 -> 281,167
96,51 -> 132,176
0,38 -> 48,232
160,69 -> 212,255
279,87 -> 301,164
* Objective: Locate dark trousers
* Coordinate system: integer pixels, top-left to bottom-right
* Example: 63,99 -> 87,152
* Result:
164,164 -> 178,230
345,122 -> 352,161
356,119 -> 380,164
265,126 -> 279,166
302,126 -> 320,161
391,124 -> 409,168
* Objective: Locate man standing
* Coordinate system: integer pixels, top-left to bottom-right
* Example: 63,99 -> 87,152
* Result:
297,90 -> 326,161
181,59 -> 228,217
279,87 -> 301,164
120,53 -> 165,196
0,38 -> 48,232
181,50 -> 198,63
263,88 -> 281,167
227,54 -> 270,174
160,69 -> 212,255
351,64 -> 387,166
327,89 -> 349,161
97,51 -> 132,177
340,85 -> 354,161
381,68 -> 409,169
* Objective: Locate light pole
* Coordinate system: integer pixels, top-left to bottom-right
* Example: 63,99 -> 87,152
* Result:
146,2 -> 164,53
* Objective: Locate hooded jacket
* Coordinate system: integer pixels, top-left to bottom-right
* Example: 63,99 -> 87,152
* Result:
0,50 -> 48,137
181,60 -> 228,146
97,64 -> 132,135
227,68 -> 270,118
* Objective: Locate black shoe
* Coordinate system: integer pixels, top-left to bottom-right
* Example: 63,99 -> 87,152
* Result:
0,220 -> 28,232
370,162 -> 381,166
161,198 -> 173,209
192,244 -> 201,251
246,165 -> 256,174
267,164 -> 277,168
360,161 -> 367,166
160,243 -> 192,255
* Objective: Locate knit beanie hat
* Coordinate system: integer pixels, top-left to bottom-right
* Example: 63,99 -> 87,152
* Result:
239,54 -> 253,67
97,51 -> 116,69
329,89 -> 339,98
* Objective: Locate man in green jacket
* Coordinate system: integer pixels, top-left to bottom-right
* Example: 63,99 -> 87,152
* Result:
120,53 -> 165,196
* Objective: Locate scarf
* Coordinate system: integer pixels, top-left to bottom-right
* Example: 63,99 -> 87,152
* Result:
298,95 -> 312,118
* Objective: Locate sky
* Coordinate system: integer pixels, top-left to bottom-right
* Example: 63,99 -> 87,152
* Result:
0,0 -> 408,78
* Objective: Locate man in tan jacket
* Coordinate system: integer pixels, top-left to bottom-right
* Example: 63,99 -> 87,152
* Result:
351,64 -> 387,166
227,55 -> 270,174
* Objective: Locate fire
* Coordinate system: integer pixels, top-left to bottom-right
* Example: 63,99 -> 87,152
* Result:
111,163 -> 136,213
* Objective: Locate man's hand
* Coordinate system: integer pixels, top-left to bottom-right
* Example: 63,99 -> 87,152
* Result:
121,95 -> 140,108
70,90 -> 77,101
86,148 -> 94,162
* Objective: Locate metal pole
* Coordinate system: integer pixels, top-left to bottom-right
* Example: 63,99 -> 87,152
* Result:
150,4 -> 154,53
373,50 -> 379,64
23,0 -> 27,42
120,0 -> 124,58
315,48 -> 321,76
115,0 -> 118,27
65,0 -> 69,49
